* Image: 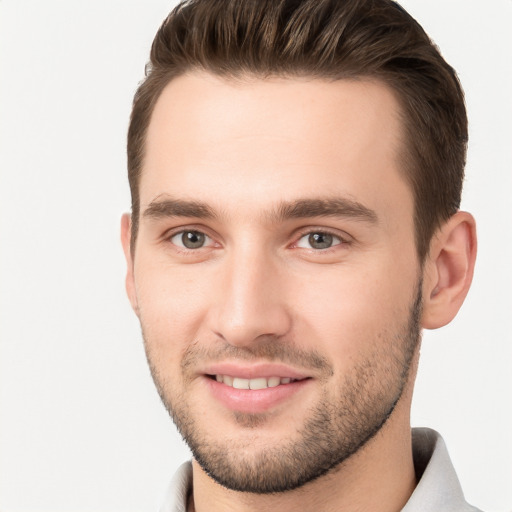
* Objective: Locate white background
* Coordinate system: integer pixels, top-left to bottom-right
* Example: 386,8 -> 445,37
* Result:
0,1 -> 510,511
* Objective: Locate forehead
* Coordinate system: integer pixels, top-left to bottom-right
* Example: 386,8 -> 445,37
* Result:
141,72 -> 411,222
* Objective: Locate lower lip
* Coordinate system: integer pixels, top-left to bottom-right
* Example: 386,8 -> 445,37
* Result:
205,377 -> 311,414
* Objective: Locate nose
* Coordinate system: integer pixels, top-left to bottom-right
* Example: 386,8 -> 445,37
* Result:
207,245 -> 292,347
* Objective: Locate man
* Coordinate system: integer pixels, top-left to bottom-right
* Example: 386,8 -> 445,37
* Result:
120,0 -> 478,511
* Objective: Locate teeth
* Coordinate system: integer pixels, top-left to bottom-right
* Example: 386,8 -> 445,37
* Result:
214,375 -> 299,389
267,376 -> 280,388
232,378 -> 250,390
249,377 -> 268,390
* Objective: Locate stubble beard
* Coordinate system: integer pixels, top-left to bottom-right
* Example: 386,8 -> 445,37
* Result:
143,282 -> 423,494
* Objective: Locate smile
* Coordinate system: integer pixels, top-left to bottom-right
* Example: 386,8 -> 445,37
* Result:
211,375 -> 305,390
201,363 -> 313,412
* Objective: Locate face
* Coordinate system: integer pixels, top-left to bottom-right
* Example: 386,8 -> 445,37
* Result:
124,73 -> 423,493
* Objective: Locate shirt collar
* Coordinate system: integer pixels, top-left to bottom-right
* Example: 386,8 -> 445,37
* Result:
402,427 -> 480,512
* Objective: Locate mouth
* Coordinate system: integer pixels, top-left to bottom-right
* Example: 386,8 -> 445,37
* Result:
207,374 -> 308,390
201,364 -> 313,414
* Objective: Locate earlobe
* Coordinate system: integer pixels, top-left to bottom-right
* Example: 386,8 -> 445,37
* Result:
421,211 -> 477,329
120,213 -> 139,316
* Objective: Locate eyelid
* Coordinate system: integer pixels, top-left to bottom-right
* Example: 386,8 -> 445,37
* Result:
160,224 -> 352,252
163,225 -> 220,249
170,231 -> 214,249
291,227 -> 352,249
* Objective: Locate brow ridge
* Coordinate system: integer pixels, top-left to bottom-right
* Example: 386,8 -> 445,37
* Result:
142,195 -> 378,224
273,197 -> 378,223
143,197 -> 217,220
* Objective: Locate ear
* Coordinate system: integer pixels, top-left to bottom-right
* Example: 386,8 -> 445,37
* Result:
421,211 -> 477,329
120,213 -> 139,316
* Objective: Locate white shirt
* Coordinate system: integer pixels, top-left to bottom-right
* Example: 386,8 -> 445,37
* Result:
159,428 -> 482,512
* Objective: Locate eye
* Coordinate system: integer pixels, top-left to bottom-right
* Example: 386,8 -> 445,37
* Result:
296,231 -> 343,250
170,230 -> 212,249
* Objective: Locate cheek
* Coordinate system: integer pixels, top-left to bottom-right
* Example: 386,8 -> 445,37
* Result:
133,257 -> 211,354
290,261 -> 417,363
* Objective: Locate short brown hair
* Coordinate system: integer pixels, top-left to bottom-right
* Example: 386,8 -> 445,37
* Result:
127,0 -> 467,260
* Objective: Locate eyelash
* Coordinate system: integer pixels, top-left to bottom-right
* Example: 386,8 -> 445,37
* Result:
292,228 -> 351,252
163,227 -> 351,253
165,227 -> 217,253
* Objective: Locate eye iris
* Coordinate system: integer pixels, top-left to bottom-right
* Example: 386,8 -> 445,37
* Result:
308,232 -> 333,249
182,231 -> 205,249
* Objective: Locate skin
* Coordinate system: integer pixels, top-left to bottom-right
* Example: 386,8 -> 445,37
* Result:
121,73 -> 476,512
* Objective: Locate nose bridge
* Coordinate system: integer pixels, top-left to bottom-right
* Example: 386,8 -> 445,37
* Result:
211,238 -> 291,345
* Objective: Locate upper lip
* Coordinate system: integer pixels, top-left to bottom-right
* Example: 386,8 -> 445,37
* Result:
201,362 -> 310,380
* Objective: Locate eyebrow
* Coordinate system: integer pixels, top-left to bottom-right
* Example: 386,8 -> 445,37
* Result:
142,196 -> 378,224
272,198 -> 378,224
143,197 -> 217,220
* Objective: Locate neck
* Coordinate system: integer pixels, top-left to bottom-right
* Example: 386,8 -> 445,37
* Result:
189,397 -> 417,512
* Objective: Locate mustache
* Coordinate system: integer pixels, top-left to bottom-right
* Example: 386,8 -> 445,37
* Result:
181,337 -> 333,376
